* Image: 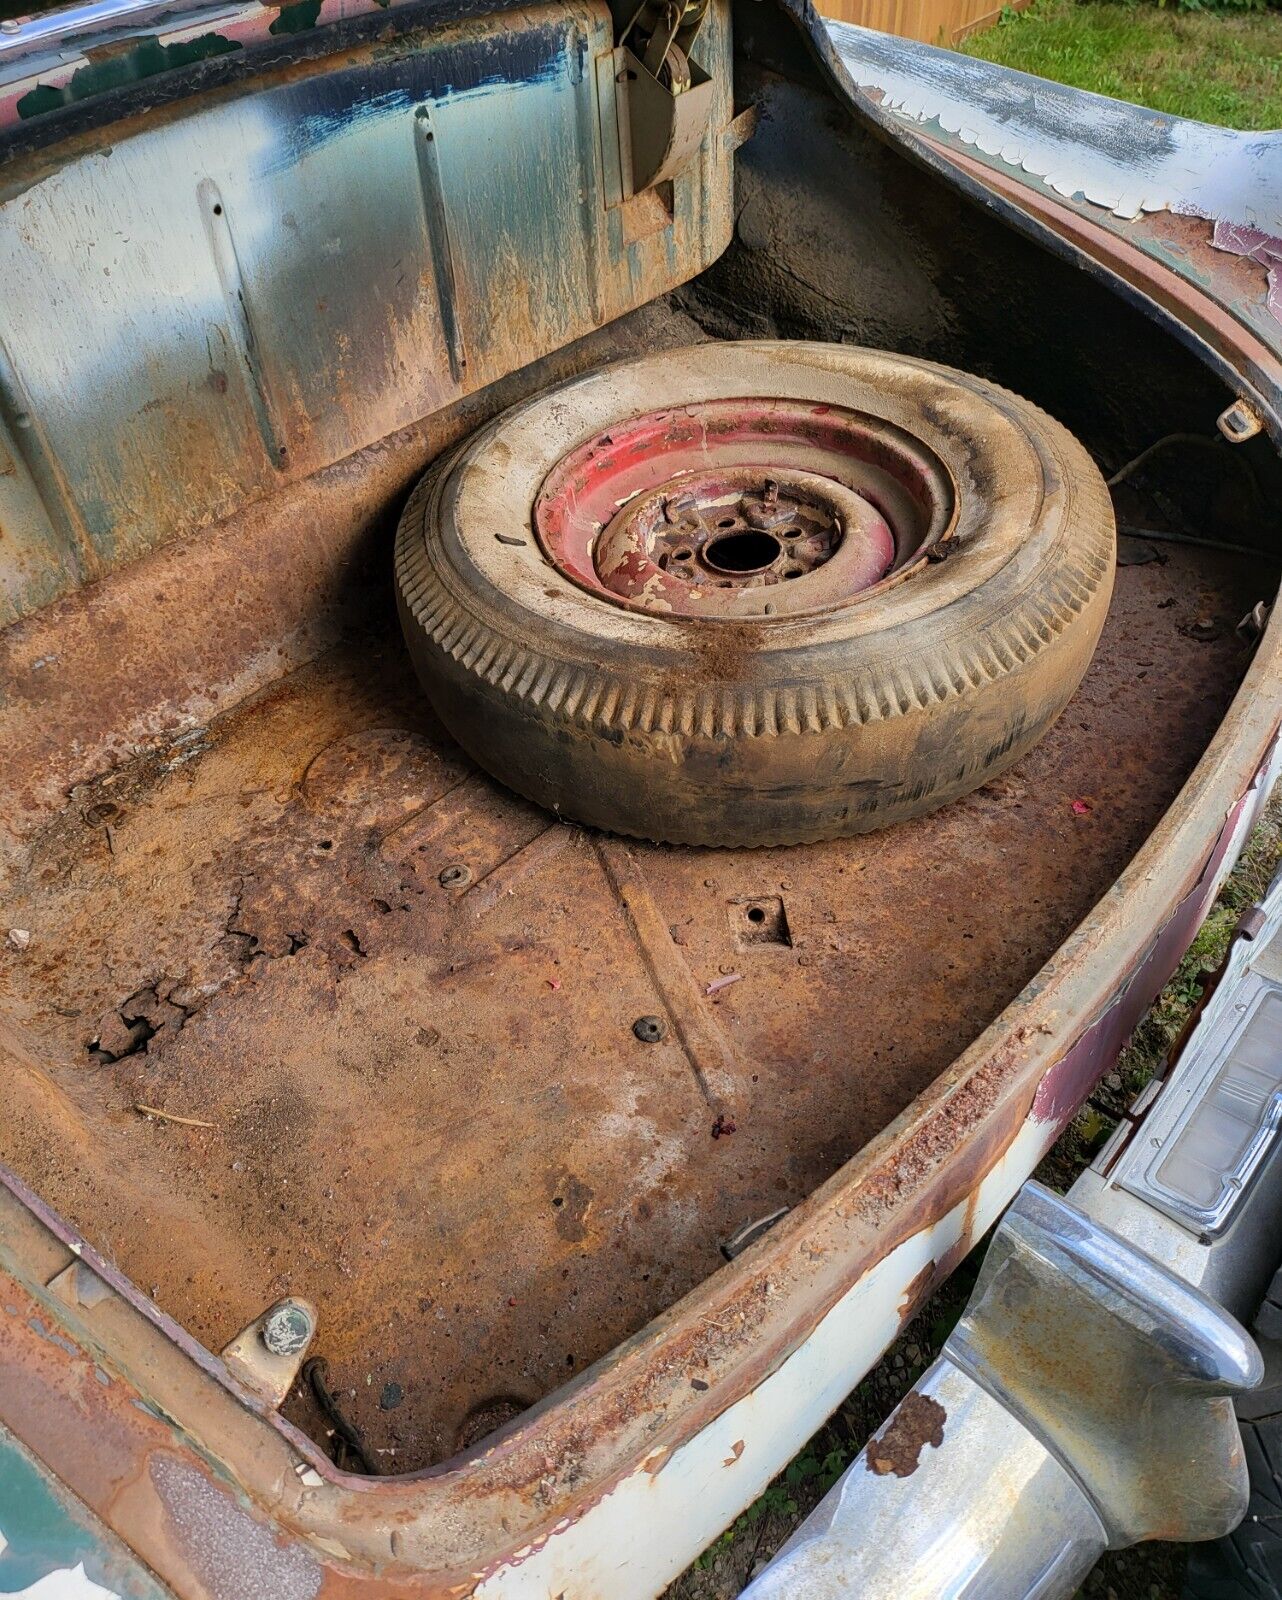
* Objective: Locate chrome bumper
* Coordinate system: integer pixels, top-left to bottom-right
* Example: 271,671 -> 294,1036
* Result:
747,864 -> 1282,1600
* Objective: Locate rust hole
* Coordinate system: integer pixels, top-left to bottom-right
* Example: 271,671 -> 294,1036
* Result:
867,1391 -> 947,1478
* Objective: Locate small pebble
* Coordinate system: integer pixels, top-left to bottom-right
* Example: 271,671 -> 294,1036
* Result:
1106,1073 -> 1122,1091
379,1381 -> 403,1411
7,928 -> 30,950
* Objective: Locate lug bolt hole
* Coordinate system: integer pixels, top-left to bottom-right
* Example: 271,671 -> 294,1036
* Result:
704,530 -> 784,575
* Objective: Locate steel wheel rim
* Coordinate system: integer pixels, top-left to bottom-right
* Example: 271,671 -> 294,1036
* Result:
533,398 -> 956,621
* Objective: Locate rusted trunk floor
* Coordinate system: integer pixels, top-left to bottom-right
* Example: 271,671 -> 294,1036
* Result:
0,545 -> 1262,1472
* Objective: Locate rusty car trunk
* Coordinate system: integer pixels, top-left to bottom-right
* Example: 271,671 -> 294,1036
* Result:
1,2 -> 1280,1593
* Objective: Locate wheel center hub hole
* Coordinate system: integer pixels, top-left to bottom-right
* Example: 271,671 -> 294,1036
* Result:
702,530 -> 784,575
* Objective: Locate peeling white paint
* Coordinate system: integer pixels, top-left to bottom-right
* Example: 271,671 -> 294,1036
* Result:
6,1567 -> 120,1599
471,735 -> 1282,1600
0,1523 -> 121,1599
474,1115 -> 1051,1600
827,21 -> 1282,315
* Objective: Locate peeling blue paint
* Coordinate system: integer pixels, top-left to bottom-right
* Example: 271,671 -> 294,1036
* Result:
25,1316 -> 81,1360
258,86 -> 416,175
253,29 -> 567,176
0,1424 -> 169,1598
16,32 -> 242,121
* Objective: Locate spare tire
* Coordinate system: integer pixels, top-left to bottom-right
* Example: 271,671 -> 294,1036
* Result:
395,341 -> 1114,846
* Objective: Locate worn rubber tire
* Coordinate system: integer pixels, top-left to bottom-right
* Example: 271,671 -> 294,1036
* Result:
1185,1407 -> 1282,1600
395,342 -> 1115,846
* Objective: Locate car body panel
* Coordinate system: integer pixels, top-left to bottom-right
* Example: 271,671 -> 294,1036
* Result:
0,4 -> 1279,1594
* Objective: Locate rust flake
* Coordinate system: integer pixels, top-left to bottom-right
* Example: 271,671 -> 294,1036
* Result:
866,1391 -> 946,1478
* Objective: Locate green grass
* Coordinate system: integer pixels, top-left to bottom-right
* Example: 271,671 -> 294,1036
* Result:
961,0 -> 1282,130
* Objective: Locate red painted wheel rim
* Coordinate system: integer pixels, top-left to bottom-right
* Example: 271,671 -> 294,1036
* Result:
533,398 -> 954,620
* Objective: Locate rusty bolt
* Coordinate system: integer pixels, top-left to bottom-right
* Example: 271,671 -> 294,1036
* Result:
261,1300 -> 313,1358
438,863 -> 472,890
633,1015 -> 667,1044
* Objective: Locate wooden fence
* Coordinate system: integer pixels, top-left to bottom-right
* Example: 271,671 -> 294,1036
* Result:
817,0 -> 1020,45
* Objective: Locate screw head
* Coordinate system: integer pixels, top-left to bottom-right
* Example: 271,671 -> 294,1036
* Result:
261,1300 -> 313,1357
633,1015 -> 667,1044
438,863 -> 472,889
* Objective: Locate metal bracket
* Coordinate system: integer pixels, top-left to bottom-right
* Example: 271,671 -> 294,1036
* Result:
1217,399 -> 1265,443
46,1257 -> 115,1311
221,1296 -> 317,1408
599,43 -> 715,201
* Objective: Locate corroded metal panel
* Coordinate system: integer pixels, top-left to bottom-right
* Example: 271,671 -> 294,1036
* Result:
0,1 -> 734,623
0,388 -> 77,614
0,713 -> 1276,1597
0,4 -> 1280,1594
0,534 -> 1253,1471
